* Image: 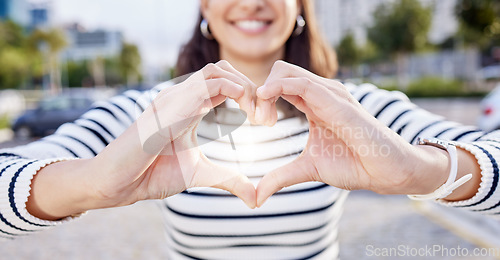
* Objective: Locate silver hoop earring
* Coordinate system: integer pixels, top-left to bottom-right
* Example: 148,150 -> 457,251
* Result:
292,15 -> 306,37
200,19 -> 214,40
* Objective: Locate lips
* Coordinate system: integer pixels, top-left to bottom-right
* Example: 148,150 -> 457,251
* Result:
233,20 -> 272,33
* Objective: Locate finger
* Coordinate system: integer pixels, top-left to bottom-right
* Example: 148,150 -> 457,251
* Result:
209,95 -> 228,108
215,60 -> 258,122
265,60 -> 327,86
257,78 -> 335,110
195,158 -> 257,209
201,63 -> 249,88
203,62 -> 256,118
281,95 -> 317,121
256,157 -> 314,207
255,97 -> 272,126
191,94 -> 229,119
281,95 -> 310,114
191,79 -> 245,117
215,60 -> 255,88
265,99 -> 278,126
203,78 -> 245,100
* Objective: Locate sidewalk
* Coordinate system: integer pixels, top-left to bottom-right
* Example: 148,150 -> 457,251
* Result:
338,191 -> 497,259
0,192 -> 493,259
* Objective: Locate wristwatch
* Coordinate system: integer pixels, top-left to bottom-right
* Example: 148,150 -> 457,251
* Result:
408,137 -> 473,200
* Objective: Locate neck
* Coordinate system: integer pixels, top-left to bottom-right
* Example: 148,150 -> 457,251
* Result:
220,49 -> 285,86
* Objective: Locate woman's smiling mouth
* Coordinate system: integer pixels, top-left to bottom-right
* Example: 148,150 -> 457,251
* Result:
232,19 -> 272,34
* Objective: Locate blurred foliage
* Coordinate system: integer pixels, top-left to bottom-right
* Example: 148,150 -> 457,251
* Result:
377,84 -> 400,92
405,77 -> 465,97
378,77 -> 487,97
0,20 -> 25,48
0,20 -> 67,89
368,0 -> 432,57
66,60 -> 91,87
66,55 -> 140,88
337,33 -> 380,66
337,33 -> 362,67
367,0 -> 433,87
0,21 -> 30,89
119,42 -> 142,86
104,57 -> 126,86
455,0 -> 500,49
0,114 -> 10,129
0,20 -> 142,89
0,47 -> 30,88
30,28 -> 68,91
29,28 -> 67,54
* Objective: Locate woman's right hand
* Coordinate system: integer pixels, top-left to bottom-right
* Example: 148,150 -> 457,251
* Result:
27,61 -> 258,220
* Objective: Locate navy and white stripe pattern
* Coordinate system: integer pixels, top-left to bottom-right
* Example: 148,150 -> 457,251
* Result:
0,81 -> 498,259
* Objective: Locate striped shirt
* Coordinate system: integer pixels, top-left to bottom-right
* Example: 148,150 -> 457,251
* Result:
0,82 -> 499,259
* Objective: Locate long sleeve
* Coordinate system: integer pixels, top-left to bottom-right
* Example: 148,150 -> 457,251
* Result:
345,82 -> 500,216
0,85 -> 165,239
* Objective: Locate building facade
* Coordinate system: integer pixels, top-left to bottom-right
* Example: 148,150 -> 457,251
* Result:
30,3 -> 51,28
0,0 -> 30,26
63,24 -> 123,61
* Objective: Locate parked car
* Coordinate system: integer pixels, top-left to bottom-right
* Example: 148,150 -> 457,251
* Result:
479,65 -> 500,81
478,84 -> 500,132
11,95 -> 94,139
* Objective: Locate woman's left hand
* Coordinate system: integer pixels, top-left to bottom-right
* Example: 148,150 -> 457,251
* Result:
255,61 -> 450,207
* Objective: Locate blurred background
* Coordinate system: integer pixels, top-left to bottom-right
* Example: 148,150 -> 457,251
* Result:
0,0 -> 499,259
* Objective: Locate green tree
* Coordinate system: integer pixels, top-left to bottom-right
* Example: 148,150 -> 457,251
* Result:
368,0 -> 432,87
455,0 -> 500,48
0,47 -> 30,89
0,20 -> 25,48
119,42 -> 142,86
28,29 -> 68,93
0,20 -> 30,89
337,33 -> 362,67
66,60 -> 92,88
369,0 -> 432,55
104,57 -> 125,86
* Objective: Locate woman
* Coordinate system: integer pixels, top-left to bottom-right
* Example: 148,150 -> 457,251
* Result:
0,0 -> 498,259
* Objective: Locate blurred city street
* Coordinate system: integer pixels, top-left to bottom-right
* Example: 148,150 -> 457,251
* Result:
0,97 -> 497,259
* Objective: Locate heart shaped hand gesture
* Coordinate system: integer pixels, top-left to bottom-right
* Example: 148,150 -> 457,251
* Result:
28,60 -> 453,221
254,61 -> 448,207
91,61 -> 260,210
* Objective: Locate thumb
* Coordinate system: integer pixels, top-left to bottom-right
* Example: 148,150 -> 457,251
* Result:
193,157 -> 257,209
256,157 -> 314,207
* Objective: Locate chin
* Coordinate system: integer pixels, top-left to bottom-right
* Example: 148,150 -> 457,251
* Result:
228,43 -> 282,60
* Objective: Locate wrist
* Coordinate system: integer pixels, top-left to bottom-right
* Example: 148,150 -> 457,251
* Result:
441,146 -> 481,201
27,159 -> 98,220
405,140 -> 481,201
406,144 -> 451,195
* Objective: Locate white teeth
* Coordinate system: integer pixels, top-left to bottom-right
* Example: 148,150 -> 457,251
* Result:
235,20 -> 267,30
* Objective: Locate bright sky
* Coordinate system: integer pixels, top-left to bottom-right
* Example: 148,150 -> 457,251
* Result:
32,0 -> 200,68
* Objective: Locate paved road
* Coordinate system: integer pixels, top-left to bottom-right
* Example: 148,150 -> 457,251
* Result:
0,97 -> 496,259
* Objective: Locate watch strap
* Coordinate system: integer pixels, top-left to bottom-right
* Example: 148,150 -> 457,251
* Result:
408,138 -> 473,200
